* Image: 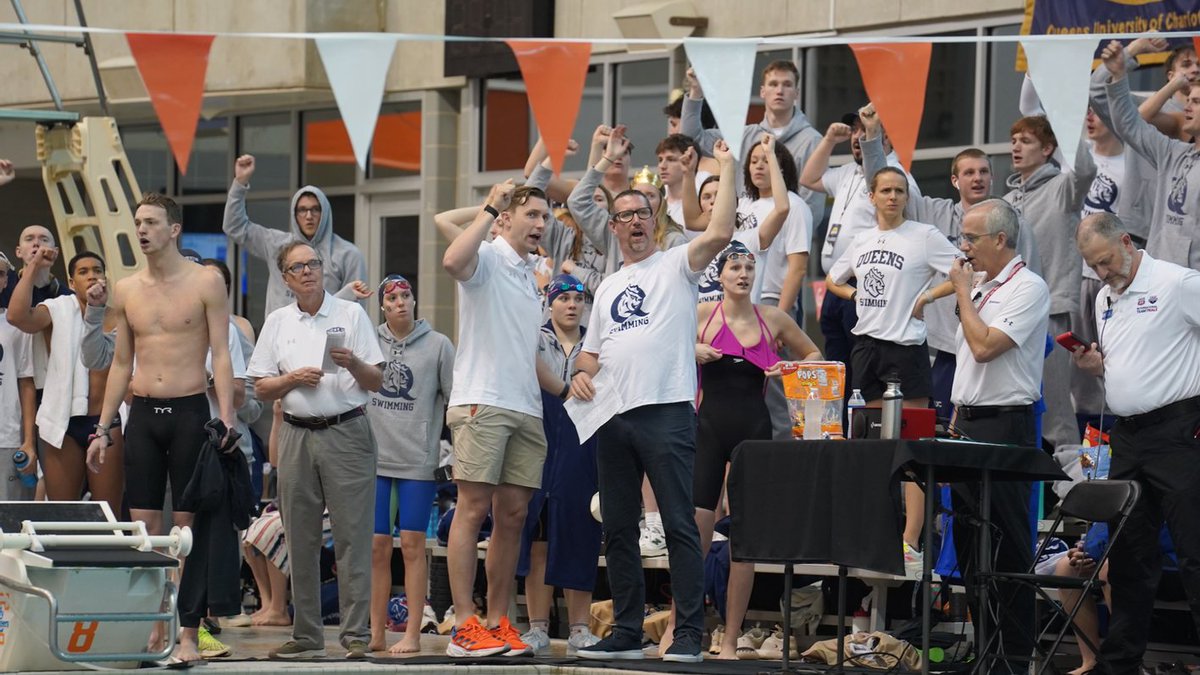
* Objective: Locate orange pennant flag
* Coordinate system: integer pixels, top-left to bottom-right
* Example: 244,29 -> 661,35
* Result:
849,43 -> 932,171
506,40 -> 592,176
126,33 -> 215,175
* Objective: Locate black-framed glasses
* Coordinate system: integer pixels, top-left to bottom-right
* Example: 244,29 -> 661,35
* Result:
285,259 -> 324,275
961,232 -> 997,245
613,207 -> 653,223
295,206 -> 322,216
548,281 -> 585,294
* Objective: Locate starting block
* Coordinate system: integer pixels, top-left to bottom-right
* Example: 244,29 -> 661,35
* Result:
0,502 -> 191,671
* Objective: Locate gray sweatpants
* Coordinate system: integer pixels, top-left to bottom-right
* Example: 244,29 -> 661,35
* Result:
277,414 -> 376,650
1042,313 -> 1080,450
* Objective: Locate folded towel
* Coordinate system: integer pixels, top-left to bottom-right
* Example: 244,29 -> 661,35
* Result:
37,295 -> 90,447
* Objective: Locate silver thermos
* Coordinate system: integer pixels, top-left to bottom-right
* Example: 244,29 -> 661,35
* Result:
881,379 -> 903,440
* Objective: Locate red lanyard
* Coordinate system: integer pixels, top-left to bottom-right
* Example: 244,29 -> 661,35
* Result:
974,261 -> 1026,311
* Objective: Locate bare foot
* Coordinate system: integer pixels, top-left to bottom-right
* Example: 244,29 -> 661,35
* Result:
657,633 -> 674,657
1070,664 -> 1096,675
173,637 -> 203,664
715,644 -> 740,660
389,634 -> 421,654
146,621 -> 168,654
368,637 -> 386,652
252,612 -> 292,626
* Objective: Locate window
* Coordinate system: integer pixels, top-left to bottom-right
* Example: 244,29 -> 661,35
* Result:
179,118 -> 230,195
180,202 -> 227,236
303,109 -> 358,187
987,24 -> 1024,144
382,214 -> 420,300
921,36 -> 975,147
481,68 -> 603,173
239,113 -> 292,191
370,102 -> 422,179
121,125 -> 171,195
811,45 -> 868,133
326,194 -> 356,244
909,157 -> 958,201
615,59 -> 669,170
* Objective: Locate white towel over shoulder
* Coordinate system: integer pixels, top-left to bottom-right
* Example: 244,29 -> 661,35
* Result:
37,295 -> 90,447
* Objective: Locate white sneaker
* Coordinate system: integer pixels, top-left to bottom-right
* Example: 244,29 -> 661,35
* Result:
519,626 -> 551,655
756,626 -> 798,660
708,624 -> 724,655
566,630 -> 601,655
903,542 -> 924,579
639,519 -> 667,557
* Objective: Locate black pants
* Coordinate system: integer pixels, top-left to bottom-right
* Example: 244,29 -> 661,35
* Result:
951,409 -> 1036,674
1099,402 -> 1200,675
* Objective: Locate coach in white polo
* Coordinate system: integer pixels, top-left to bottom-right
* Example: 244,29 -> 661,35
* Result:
248,240 -> 384,660
440,180 -> 566,657
1072,212 -> 1200,675
948,198 -> 1049,670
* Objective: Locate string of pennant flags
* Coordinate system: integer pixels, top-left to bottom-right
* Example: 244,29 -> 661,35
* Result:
6,21 -> 1197,177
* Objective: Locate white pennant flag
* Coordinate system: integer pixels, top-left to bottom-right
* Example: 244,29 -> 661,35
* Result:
684,38 -> 760,163
1021,38 -> 1096,169
315,35 -> 398,171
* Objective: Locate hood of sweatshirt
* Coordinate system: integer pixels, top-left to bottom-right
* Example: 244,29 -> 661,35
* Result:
1005,161 -> 1060,196
290,185 -> 334,259
754,106 -> 817,145
377,318 -> 433,351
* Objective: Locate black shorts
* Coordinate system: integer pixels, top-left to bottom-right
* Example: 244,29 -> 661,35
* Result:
850,335 -> 932,402
63,413 -> 120,450
123,393 -> 210,511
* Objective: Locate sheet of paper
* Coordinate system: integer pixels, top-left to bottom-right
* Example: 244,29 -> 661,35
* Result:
564,369 -> 623,442
321,329 -> 346,373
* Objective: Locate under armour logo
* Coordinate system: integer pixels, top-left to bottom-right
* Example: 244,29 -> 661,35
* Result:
153,406 -> 173,414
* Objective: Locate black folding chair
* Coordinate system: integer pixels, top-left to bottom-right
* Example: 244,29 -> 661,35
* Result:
973,479 -> 1141,675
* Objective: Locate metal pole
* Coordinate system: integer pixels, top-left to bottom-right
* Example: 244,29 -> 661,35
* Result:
72,0 -> 110,115
9,0 -> 65,111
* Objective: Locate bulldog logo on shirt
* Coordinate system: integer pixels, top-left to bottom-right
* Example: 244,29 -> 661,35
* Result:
380,361 -> 416,402
1167,155 -> 1195,220
609,284 -> 651,332
698,260 -> 722,297
1084,174 -> 1119,214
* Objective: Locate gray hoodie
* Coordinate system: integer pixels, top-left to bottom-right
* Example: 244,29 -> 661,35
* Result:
367,319 -> 454,481
860,135 -> 1043,353
681,97 -> 826,227
223,182 -> 369,315
1002,139 -> 1096,316
1102,76 -> 1200,272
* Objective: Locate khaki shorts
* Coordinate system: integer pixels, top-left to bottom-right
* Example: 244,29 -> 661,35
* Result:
447,404 -> 547,488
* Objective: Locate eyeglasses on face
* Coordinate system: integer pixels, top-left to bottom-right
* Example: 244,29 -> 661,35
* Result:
285,258 -> 324,275
612,207 -> 653,223
295,206 -> 322,216
549,281 -> 585,294
961,232 -> 997,245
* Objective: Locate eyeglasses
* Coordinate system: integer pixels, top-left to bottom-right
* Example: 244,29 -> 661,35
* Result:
549,281 -> 585,294
961,232 -> 997,245
612,207 -> 653,223
295,206 -> 322,217
380,278 -> 410,295
285,258 -> 324,275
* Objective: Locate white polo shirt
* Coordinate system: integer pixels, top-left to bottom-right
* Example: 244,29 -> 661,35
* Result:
248,292 -> 384,418
584,245 -> 702,413
1095,252 -> 1200,416
448,235 -> 544,418
951,256 -> 1050,407
829,220 -> 961,346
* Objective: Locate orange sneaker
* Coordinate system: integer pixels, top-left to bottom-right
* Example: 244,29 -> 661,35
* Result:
491,616 -> 533,657
446,615 -> 510,657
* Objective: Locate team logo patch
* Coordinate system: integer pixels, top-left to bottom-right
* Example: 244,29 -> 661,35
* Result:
380,361 -> 416,401
698,261 -> 721,297
1084,173 -> 1119,214
610,284 -> 650,324
1138,297 -> 1146,306
863,268 -> 886,298
1149,295 -> 1158,304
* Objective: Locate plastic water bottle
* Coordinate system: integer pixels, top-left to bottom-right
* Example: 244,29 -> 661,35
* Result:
803,389 -> 822,440
881,380 -> 903,440
12,450 -> 36,489
846,389 -> 867,439
426,503 -> 440,539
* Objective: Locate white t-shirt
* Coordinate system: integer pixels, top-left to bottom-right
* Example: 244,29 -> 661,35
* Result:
0,313 -> 34,446
205,320 -> 251,460
1095,253 -> 1200,416
819,155 -> 919,273
584,246 -> 703,413
697,229 -> 764,304
448,236 -> 544,418
736,192 -> 811,302
668,170 -> 712,240
829,220 -> 962,346
952,257 -> 1050,406
1080,150 -> 1126,281
248,293 -> 385,418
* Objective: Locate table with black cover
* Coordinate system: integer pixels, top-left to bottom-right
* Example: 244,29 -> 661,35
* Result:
728,439 -> 1066,673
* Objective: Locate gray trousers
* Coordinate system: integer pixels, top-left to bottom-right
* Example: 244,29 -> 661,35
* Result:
278,414 -> 376,649
1042,313 -> 1079,450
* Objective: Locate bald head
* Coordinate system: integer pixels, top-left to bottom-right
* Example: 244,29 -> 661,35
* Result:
1077,212 -> 1139,292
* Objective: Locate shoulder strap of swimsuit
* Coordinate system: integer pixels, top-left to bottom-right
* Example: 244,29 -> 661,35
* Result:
700,300 -> 724,340
753,304 -> 776,346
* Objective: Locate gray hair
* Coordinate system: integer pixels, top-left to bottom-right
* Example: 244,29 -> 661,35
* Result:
275,239 -> 317,273
1077,212 -> 1126,245
974,198 -> 1020,250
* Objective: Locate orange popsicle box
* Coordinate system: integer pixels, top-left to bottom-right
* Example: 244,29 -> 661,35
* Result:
779,361 -> 846,439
